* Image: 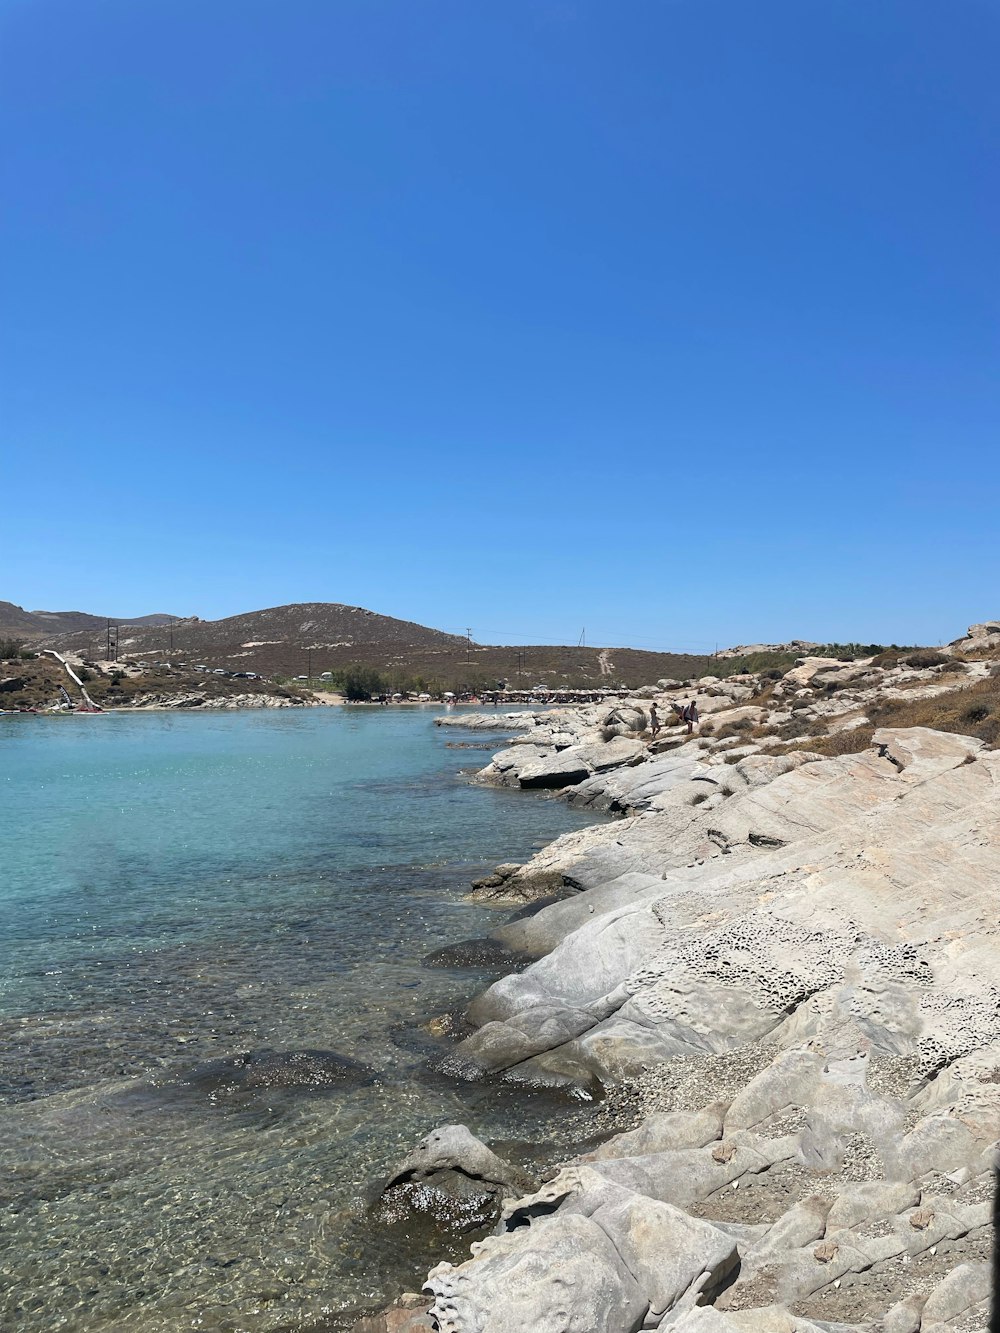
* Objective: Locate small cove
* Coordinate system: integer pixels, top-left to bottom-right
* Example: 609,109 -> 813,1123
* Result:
0,707 -> 607,1332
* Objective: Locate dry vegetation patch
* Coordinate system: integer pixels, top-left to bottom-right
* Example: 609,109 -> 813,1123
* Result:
762,726 -> 876,759
869,674 -> 1000,747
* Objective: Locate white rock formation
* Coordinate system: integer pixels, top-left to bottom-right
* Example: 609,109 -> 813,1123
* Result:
398,636 -> 1000,1333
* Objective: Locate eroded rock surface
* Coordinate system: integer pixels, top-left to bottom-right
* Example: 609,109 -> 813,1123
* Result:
364,643 -> 1000,1332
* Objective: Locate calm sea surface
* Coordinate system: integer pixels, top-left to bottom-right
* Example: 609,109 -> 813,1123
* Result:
0,707 -> 604,1332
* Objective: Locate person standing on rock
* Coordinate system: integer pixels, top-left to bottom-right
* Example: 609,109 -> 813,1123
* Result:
648,703 -> 661,740
683,698 -> 699,734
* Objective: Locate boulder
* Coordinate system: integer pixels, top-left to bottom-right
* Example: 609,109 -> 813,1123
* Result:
381,1125 -> 536,1196
919,1262 -> 990,1329
435,713 -> 537,731
601,704 -> 648,737
371,1126 -> 538,1241
781,657 -> 847,687
583,1103 -> 727,1160
424,1211 -> 647,1332
516,749 -> 593,789
574,735 -> 646,771
569,749 -> 701,813
424,1167 -> 738,1332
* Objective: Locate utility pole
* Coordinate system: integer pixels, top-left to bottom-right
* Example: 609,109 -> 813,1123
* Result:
307,648 -> 312,680
106,620 -> 111,661
169,627 -> 174,654
466,628 -> 472,664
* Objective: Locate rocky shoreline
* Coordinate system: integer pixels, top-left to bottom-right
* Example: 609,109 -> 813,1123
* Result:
355,629 -> 999,1332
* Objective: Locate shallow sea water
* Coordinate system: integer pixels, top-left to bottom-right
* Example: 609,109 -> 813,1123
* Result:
0,707 -> 604,1332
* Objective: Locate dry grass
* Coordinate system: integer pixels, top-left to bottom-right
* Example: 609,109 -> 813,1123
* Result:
869,675 -> 1000,747
749,682 -> 779,708
871,647 -> 945,669
763,726 -> 875,759
764,675 -> 1000,757
955,643 -> 1000,661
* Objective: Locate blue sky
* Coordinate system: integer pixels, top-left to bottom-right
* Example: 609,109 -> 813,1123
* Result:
2,1 -> 996,651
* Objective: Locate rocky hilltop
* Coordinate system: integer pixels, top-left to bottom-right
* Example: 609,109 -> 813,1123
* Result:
366,625 -> 1000,1332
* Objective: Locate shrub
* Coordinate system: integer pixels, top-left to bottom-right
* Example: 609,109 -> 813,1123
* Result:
871,647 -> 918,668
813,642 -> 889,658
901,649 -> 951,670
773,716 -> 812,740
961,702 -> 992,724
713,719 -> 754,739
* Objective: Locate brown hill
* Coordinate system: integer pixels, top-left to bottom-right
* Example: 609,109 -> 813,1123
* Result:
7,599 -> 804,693
31,601 -> 467,664
0,602 -> 180,638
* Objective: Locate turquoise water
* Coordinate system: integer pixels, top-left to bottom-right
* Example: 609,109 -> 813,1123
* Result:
0,707 -> 603,1332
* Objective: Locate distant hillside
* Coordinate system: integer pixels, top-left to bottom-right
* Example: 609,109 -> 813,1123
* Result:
174,602 -> 467,651
0,601 -> 181,638
7,598 -> 809,692
30,601 -> 467,664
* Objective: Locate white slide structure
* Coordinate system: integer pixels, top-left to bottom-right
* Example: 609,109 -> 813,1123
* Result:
41,650 -> 103,711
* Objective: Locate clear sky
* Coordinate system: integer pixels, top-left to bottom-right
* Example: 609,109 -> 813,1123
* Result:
2,1 -> 996,651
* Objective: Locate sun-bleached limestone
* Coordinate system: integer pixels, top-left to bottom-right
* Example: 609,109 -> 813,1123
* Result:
381,628 -> 1000,1333
423,1167 -> 739,1332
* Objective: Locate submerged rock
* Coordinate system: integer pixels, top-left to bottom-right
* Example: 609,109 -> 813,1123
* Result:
422,939 -> 529,971
179,1048 -> 374,1101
